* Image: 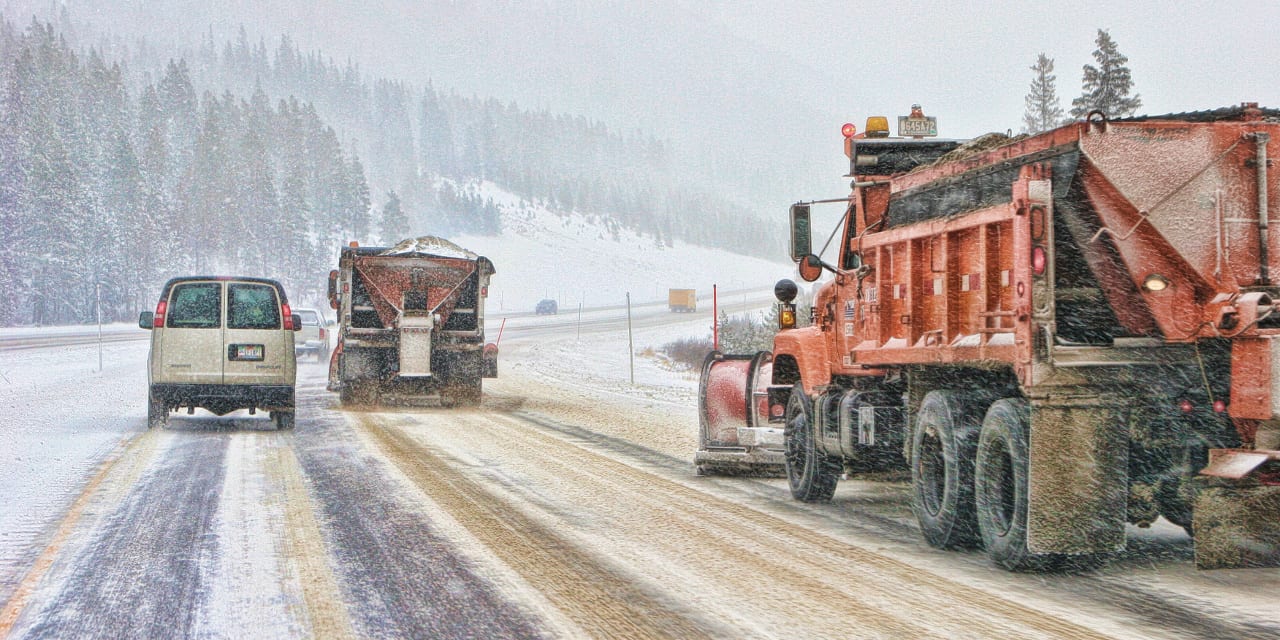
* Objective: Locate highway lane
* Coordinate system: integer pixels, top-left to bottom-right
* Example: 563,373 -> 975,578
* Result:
3,311 -> 1279,639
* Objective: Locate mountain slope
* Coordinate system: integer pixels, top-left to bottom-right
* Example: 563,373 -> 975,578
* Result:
447,182 -> 793,315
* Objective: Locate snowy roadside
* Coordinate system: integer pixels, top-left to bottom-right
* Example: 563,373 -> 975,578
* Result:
0,337 -> 148,605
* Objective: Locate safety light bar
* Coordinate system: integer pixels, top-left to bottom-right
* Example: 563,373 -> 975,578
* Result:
865,116 -> 890,138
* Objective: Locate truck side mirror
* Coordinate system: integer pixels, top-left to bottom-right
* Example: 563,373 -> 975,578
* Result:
798,254 -> 823,283
327,269 -> 339,310
789,203 -> 811,262
292,314 -> 303,332
138,311 -> 154,330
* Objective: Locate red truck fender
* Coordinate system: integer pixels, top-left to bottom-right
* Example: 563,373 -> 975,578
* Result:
771,326 -> 831,395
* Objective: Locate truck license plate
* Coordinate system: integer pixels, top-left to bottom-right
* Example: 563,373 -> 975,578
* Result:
230,344 -> 264,361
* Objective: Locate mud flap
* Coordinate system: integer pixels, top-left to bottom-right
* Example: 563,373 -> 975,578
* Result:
482,343 -> 498,378
1193,449 -> 1280,569
1027,394 -> 1129,555
1193,485 -> 1280,569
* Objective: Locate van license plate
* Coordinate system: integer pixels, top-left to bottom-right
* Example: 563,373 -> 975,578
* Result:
230,344 -> 264,361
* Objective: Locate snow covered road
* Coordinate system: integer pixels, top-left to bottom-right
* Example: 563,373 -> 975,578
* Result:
2,308 -> 1279,639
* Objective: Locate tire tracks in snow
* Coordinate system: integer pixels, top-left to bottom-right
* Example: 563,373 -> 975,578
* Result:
0,429 -> 159,636
358,411 -> 727,639
11,429 -> 225,638
293,408 -> 547,639
379,409 -> 1124,639
267,435 -> 358,639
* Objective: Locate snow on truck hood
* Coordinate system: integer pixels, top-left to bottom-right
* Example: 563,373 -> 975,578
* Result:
380,236 -> 478,260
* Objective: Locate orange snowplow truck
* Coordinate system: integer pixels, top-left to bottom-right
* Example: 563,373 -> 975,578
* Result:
700,104 -> 1280,570
327,236 -> 497,407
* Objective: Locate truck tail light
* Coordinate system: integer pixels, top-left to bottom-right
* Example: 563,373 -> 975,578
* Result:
282,303 -> 293,330
319,327 -> 327,341
153,300 -> 167,328
1031,246 -> 1047,276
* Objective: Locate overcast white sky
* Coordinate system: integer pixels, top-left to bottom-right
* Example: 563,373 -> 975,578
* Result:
695,0 -> 1280,137
3,0 -> 1276,203
15,0 -> 1268,136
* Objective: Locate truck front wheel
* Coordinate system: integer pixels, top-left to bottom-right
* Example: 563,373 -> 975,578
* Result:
911,390 -> 986,549
784,384 -> 841,502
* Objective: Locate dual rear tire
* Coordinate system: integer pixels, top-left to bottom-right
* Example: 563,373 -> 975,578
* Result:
910,390 -> 988,549
912,392 -> 1093,571
972,398 -> 1046,571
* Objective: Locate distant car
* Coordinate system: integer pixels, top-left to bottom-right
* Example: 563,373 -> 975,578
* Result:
139,276 -> 299,430
536,299 -> 558,315
293,308 -> 331,362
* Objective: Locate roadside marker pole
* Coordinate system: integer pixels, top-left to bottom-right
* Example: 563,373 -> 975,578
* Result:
626,292 -> 634,385
712,284 -> 718,351
96,282 -> 103,372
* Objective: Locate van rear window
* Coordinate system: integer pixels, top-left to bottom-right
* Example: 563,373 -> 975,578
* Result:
228,283 -> 281,329
167,283 -> 221,328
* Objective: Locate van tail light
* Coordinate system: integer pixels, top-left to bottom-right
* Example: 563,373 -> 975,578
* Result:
319,327 -> 327,341
154,300 -> 167,328
281,303 -> 293,330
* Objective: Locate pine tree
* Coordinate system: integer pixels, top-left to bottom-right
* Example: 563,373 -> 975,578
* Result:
380,190 -> 409,243
348,153 -> 372,241
418,84 -> 456,177
1071,29 -> 1142,119
1022,54 -> 1065,134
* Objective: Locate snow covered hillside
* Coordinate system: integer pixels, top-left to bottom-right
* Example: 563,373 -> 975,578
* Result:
448,181 -> 796,316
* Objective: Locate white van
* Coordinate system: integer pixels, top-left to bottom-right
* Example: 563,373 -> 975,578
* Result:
292,307 -> 331,362
139,276 -> 300,429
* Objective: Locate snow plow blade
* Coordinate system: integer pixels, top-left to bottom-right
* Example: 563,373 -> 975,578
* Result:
695,351 -> 785,476
1193,449 -> 1280,569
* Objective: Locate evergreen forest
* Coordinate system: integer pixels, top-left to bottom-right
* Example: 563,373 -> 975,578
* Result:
0,17 -> 778,327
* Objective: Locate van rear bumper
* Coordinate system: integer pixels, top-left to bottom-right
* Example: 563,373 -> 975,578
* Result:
151,383 -> 295,413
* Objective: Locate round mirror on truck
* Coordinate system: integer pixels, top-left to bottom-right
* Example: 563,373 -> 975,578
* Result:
798,254 -> 823,282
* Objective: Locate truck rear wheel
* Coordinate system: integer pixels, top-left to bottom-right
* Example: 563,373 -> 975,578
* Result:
974,398 -> 1050,570
340,382 -> 376,406
784,384 -> 841,502
440,351 -> 483,407
974,398 -> 1105,572
442,379 -> 482,407
910,390 -> 986,550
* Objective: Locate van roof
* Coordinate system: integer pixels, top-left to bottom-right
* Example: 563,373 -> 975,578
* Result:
158,276 -> 289,303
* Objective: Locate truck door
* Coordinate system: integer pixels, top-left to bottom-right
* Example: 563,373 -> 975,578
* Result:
158,281 -> 224,384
